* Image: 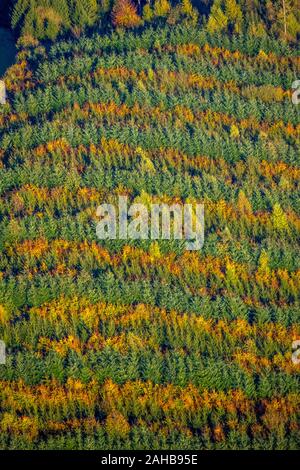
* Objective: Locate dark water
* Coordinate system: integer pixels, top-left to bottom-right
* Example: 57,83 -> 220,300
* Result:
0,27 -> 16,77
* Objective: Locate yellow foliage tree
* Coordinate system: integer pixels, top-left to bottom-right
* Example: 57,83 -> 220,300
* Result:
154,0 -> 171,17
0,305 -> 10,324
225,0 -> 243,33
106,411 -> 130,438
207,2 -> 228,33
230,124 -> 240,139
181,0 -> 193,16
149,241 -> 161,261
143,4 -> 154,22
237,190 -> 252,216
272,203 -> 289,231
180,0 -> 198,24
258,250 -> 271,277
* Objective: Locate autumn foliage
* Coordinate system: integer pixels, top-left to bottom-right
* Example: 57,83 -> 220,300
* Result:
0,14 -> 299,451
111,0 -> 141,28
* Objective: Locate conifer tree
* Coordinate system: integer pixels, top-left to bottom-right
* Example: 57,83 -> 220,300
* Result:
153,0 -> 171,17
143,4 -> 154,21
272,203 -> 289,232
70,0 -> 99,30
225,0 -> 243,32
207,0 -> 228,33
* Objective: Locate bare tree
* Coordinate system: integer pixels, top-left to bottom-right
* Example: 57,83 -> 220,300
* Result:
282,0 -> 287,38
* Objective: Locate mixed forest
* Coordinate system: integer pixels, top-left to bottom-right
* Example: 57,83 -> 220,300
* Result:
0,0 -> 299,450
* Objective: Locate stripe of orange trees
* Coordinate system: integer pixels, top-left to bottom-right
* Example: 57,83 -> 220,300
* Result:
5,269 -> 295,311
3,177 -> 299,232
2,57 -> 293,127
0,413 -> 298,445
25,299 -> 299,343
5,36 -> 296,95
1,157 -> 299,213
1,379 -> 299,423
2,76 -> 296,140
173,43 -> 299,69
21,297 -> 299,341
3,318 -> 300,374
32,332 -> 299,375
8,98 -> 297,139
3,136 -> 299,192
3,240 -> 300,300
20,298 -> 299,374
25,294 -> 297,328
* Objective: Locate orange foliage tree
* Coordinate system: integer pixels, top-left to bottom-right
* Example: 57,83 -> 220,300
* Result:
112,0 -> 141,28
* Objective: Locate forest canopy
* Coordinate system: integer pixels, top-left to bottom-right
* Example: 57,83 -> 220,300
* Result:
0,0 -> 299,453
7,0 -> 300,43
